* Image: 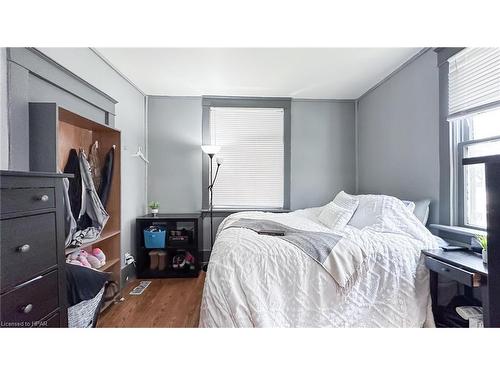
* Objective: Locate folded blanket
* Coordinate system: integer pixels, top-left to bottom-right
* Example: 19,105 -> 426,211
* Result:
225,218 -> 366,289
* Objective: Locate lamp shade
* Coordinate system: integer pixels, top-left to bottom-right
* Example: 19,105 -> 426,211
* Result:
201,145 -> 221,155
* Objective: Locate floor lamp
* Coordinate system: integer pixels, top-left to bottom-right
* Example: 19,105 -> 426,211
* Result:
201,145 -> 222,251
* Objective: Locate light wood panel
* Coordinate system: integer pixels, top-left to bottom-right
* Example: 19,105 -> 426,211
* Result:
57,121 -> 93,171
92,235 -> 121,284
97,273 -> 206,328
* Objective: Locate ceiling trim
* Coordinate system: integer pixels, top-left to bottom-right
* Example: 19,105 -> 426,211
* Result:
146,95 -> 356,103
356,48 -> 431,101
292,98 -> 355,103
147,95 -> 202,100
89,48 -> 146,97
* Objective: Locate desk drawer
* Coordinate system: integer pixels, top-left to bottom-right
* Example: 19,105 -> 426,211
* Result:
425,256 -> 481,287
1,187 -> 55,215
0,270 -> 59,324
1,213 -> 58,291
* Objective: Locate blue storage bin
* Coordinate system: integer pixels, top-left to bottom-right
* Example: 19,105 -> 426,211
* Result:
144,228 -> 166,249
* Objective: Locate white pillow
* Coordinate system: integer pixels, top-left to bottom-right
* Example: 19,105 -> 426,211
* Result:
401,199 -> 431,225
413,199 -> 431,225
318,191 -> 359,231
402,200 -> 416,212
347,194 -> 384,229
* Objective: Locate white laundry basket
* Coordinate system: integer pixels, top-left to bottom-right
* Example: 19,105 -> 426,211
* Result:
68,286 -> 106,328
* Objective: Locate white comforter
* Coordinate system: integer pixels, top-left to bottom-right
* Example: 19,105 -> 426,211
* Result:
199,197 -> 438,328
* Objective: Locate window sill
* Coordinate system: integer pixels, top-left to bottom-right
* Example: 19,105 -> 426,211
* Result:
429,224 -> 487,237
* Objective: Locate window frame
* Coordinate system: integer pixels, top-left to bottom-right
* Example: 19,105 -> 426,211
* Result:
201,96 -> 291,211
454,118 -> 500,230
437,47 -> 500,229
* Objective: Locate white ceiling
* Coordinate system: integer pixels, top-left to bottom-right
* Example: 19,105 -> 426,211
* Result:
95,48 -> 422,99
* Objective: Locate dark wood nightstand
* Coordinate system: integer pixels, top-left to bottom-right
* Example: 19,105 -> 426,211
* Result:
422,248 -> 489,327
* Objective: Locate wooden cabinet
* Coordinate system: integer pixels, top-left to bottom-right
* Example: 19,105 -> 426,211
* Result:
29,104 -> 122,309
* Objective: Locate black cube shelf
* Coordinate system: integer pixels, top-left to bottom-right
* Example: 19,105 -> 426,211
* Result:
136,213 -> 202,278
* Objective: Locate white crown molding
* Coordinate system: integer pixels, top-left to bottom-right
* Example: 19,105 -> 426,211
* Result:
89,48 -> 146,97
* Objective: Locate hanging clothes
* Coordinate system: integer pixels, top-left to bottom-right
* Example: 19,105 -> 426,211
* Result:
98,146 -> 114,208
63,149 -> 83,221
88,141 -> 102,192
70,150 -> 109,247
62,177 -> 77,248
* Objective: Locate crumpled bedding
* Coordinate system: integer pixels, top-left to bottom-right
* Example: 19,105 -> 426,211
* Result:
199,195 -> 438,328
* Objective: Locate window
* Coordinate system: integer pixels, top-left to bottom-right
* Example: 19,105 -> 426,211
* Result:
448,48 -> 500,229
202,97 -> 291,210
452,109 -> 500,229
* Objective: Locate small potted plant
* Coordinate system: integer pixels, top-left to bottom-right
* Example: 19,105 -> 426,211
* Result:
149,201 -> 160,216
475,234 -> 488,264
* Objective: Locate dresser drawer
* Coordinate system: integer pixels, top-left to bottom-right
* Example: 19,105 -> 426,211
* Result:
35,312 -> 61,328
0,270 -> 59,324
1,213 -> 58,291
1,187 -> 55,215
425,256 -> 481,287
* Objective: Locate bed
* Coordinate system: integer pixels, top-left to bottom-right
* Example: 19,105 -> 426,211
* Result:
199,193 -> 438,327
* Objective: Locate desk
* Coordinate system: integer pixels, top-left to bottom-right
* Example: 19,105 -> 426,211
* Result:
422,249 -> 489,327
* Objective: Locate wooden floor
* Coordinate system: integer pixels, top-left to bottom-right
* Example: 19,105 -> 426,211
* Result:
97,272 -> 206,328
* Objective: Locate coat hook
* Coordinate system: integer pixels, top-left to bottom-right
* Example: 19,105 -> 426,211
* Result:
131,146 -> 149,163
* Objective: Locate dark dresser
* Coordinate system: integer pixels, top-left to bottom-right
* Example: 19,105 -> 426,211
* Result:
1,170 -> 71,327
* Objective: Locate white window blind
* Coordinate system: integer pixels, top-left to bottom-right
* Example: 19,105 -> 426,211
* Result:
209,107 -> 284,208
448,48 -> 500,120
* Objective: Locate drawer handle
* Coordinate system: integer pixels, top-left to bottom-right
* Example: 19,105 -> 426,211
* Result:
39,194 -> 49,202
20,304 -> 33,314
17,244 -> 31,253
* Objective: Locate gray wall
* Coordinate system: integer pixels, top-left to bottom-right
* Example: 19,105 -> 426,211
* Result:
357,50 -> 440,223
36,48 -> 147,264
148,97 -> 356,213
147,96 -> 208,255
147,96 -> 357,254
0,48 -> 8,170
291,99 -> 356,209
147,96 -> 202,212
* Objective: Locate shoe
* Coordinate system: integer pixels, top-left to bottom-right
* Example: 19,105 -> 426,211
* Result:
185,251 -> 195,265
172,254 -> 179,269
157,251 -> 167,271
178,254 -> 186,269
172,254 -> 186,269
149,250 -> 159,270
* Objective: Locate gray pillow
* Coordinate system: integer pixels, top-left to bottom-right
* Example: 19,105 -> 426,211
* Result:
412,199 -> 431,225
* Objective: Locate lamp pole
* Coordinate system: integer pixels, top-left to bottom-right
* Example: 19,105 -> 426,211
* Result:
208,153 -> 214,248
201,145 -> 222,257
